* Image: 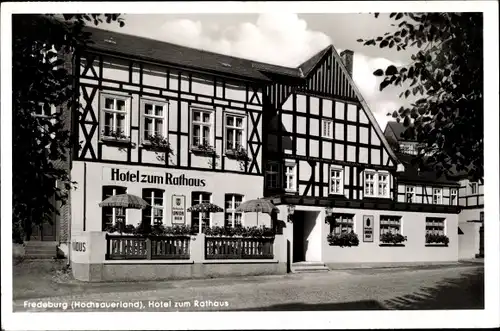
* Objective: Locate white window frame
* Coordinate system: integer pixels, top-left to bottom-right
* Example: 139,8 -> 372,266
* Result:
450,188 -> 458,205
191,106 -> 214,149
266,162 -> 280,189
102,186 -> 127,230
364,170 -> 390,198
330,214 -> 355,234
425,217 -> 446,236
329,166 -> 344,195
406,185 -> 416,203
100,92 -> 131,141
224,194 -> 244,228
224,112 -> 246,152
140,98 -> 169,145
191,191 -> 212,230
143,189 -> 165,225
322,119 -> 333,139
433,188 -> 443,204
470,182 -> 478,195
380,215 -> 402,235
284,162 -> 297,192
378,173 -> 390,198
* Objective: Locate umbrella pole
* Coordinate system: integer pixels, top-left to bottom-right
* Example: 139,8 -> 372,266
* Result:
257,211 -> 259,227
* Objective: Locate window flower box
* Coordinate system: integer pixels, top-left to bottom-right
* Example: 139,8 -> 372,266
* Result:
143,133 -> 174,162
379,232 -> 407,246
327,231 -> 359,247
101,130 -> 131,144
425,233 -> 449,247
191,142 -> 217,157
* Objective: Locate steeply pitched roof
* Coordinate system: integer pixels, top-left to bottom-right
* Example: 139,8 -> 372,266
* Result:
83,26 -> 307,82
395,152 -> 459,185
386,121 -> 417,142
298,45 -> 332,77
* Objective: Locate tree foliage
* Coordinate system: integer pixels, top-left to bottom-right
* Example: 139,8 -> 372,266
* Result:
358,13 -> 483,182
12,14 -> 124,242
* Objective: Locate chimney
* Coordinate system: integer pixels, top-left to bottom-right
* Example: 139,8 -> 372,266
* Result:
340,49 -> 354,76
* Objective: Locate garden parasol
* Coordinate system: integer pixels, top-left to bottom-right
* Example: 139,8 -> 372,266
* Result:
187,202 -> 224,233
99,194 -> 150,209
235,198 -> 279,226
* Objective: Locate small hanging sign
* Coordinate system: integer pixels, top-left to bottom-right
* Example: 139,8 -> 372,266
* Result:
363,215 -> 374,242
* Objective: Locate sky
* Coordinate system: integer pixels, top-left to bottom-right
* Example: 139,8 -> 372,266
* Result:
100,13 -> 417,130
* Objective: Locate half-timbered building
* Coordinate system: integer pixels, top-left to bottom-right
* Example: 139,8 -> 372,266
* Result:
60,26 -> 467,280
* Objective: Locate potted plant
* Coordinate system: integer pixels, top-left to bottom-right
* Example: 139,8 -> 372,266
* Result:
225,144 -> 251,170
327,231 -> 360,247
380,232 -> 407,246
101,129 -> 130,142
425,233 -> 450,246
191,141 -> 217,156
144,133 -> 174,162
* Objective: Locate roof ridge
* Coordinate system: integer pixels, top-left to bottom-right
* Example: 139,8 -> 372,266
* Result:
85,26 -> 309,73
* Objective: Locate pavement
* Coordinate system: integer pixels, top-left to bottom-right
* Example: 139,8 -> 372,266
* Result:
13,262 -> 484,312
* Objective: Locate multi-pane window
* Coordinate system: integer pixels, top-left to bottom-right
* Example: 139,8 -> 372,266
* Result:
192,108 -> 213,147
225,114 -> 245,150
364,171 -> 390,198
433,188 -> 443,204
330,214 -> 354,234
285,163 -> 296,192
378,174 -> 389,197
399,143 -> 416,155
322,119 -> 333,139
329,167 -> 343,194
102,186 -> 127,230
470,182 -> 478,195
364,172 -> 376,197
142,189 -> 165,225
191,192 -> 211,233
101,94 -> 129,139
425,217 -> 445,235
266,162 -> 280,189
380,216 -> 402,235
142,100 -> 167,143
406,186 -> 416,203
224,194 -> 243,228
450,188 -> 458,205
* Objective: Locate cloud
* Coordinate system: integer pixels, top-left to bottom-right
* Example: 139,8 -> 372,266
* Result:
157,13 -> 331,66
153,14 -> 404,129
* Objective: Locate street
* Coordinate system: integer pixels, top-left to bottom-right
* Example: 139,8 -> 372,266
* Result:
13,263 -> 484,312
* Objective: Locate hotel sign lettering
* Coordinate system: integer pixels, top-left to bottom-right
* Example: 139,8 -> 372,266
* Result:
171,195 -> 186,224
108,168 -> 206,187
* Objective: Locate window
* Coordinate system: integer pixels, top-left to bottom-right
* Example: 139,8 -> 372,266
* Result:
330,214 -> 354,234
364,171 -> 390,198
35,102 -> 52,118
225,114 -> 245,150
329,167 -> 343,195
399,143 -> 416,155
100,94 -> 130,139
102,186 -> 127,230
378,174 -> 389,197
284,163 -> 296,192
425,218 -> 445,235
266,162 -> 280,189
433,188 -> 443,204
142,189 -> 165,225
470,182 -> 478,195
480,212 -> 484,222
322,119 -> 333,139
191,108 -> 213,147
191,192 -> 212,233
450,188 -> 458,205
225,194 -> 243,228
406,186 -> 416,203
141,99 -> 168,143
380,215 -> 402,235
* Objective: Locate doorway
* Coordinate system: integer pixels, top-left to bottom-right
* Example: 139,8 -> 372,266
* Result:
292,210 -> 321,262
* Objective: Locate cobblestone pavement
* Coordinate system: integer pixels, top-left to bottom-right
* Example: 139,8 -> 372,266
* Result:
13,264 -> 483,312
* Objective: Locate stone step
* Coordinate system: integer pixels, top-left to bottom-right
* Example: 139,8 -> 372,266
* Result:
291,262 -> 329,273
24,253 -> 56,259
292,261 -> 326,267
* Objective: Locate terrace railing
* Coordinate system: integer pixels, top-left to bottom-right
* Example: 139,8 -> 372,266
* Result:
205,236 -> 274,260
105,234 -> 190,260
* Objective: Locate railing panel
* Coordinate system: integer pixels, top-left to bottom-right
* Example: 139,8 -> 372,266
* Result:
205,237 -> 274,260
105,234 -> 190,260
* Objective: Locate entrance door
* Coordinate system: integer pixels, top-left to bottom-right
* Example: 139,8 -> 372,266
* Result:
29,194 -> 57,241
478,225 -> 484,257
293,211 -> 305,262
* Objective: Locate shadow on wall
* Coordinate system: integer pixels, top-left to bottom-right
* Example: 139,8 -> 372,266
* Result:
383,269 -> 484,310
